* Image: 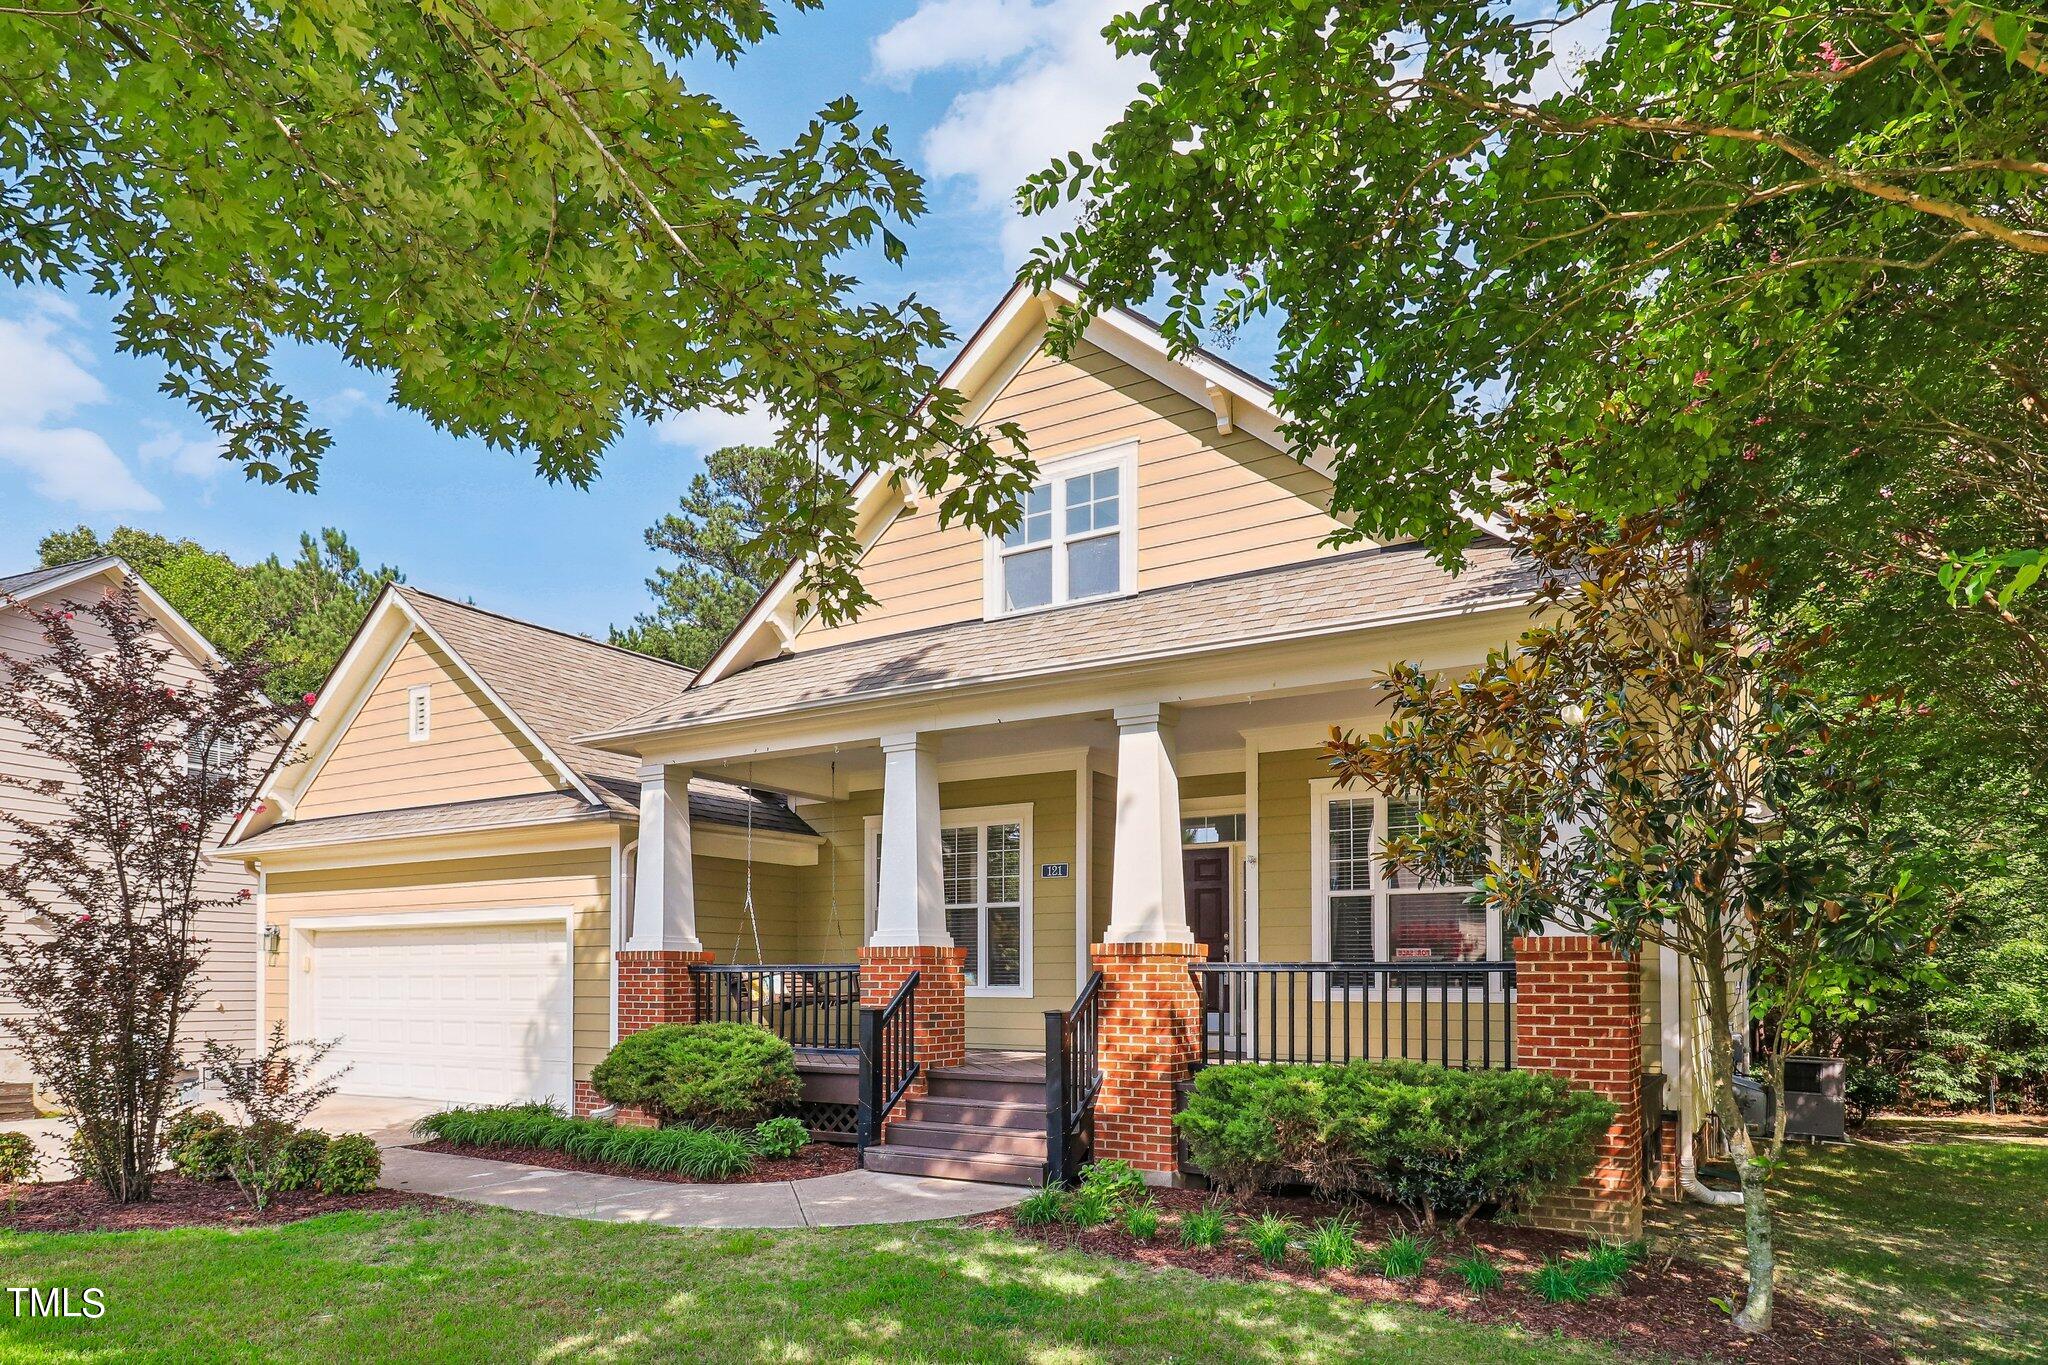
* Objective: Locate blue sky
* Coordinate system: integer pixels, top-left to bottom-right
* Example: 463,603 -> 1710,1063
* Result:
0,0 -> 1242,635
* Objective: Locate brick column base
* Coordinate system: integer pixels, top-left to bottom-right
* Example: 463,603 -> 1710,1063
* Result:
1092,941 -> 1207,1178
1514,935 -> 1644,1239
597,948 -> 715,1124
860,945 -> 968,1118
1650,1111 -> 1681,1200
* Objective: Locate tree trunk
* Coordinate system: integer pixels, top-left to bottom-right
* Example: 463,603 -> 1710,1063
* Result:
1702,963 -> 1775,1334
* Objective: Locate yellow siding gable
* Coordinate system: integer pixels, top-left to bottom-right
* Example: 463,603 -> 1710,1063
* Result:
796,338 -> 1347,649
293,632 -> 562,820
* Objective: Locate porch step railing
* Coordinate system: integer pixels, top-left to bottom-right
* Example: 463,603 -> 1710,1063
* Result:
690,963 -> 861,1052
1192,961 -> 1517,1071
1043,969 -> 1105,1186
856,971 -> 920,1152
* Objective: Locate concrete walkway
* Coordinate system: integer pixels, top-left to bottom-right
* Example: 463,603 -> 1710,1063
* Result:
379,1144 -> 1029,1230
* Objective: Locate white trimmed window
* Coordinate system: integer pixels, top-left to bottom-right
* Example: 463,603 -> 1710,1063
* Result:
984,443 -> 1138,617
865,804 -> 1033,995
406,684 -> 432,742
1311,780 -> 1503,972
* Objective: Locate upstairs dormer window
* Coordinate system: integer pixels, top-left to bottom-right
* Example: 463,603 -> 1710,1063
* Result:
406,684 -> 432,742
985,442 -> 1137,617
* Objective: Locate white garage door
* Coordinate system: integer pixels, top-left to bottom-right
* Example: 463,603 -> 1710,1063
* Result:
309,921 -> 570,1106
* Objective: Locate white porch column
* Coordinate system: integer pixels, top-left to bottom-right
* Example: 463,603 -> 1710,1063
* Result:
628,765 -> 700,952
1105,703 -> 1193,945
870,733 -> 951,947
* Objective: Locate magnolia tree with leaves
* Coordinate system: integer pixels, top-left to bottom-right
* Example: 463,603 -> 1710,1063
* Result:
0,583 -> 303,1203
3,0 -> 1036,623
1325,505 -> 1935,1333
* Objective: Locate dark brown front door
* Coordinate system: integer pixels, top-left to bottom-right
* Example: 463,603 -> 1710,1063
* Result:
1184,847 -> 1231,1010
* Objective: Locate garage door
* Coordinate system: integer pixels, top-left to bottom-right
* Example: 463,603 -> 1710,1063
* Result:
309,921 -> 570,1106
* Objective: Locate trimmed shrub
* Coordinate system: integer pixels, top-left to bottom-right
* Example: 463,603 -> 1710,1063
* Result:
590,1023 -> 800,1128
66,1128 -> 103,1182
166,1109 -> 226,1153
171,1119 -> 238,1182
751,1116 -> 809,1160
315,1135 -> 382,1196
1174,1059 -> 1616,1224
413,1105 -> 754,1180
276,1130 -> 332,1193
0,1133 -> 40,1186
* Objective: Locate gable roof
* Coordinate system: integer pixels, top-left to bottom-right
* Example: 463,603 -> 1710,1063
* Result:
583,539 -> 1538,745
688,278 -> 1319,692
229,582 -> 806,847
2,555 -> 221,664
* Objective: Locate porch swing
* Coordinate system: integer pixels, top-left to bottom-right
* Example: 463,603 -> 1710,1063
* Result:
723,758 -> 858,1049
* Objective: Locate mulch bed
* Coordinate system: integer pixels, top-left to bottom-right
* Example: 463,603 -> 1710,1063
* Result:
410,1138 -> 861,1185
0,1175 -> 442,1234
970,1188 -> 1901,1365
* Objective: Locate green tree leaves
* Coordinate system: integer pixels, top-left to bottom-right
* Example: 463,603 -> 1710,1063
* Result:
3,0 -> 1032,622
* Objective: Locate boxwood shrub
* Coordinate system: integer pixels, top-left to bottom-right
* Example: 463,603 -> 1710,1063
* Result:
1173,1059 -> 1615,1225
590,1022 -> 800,1128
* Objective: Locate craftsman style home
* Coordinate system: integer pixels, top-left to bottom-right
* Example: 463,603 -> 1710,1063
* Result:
0,557 -> 259,1118
226,281 -> 1690,1236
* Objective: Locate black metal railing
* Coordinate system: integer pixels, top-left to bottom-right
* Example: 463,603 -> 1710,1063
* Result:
1193,961 -> 1517,1070
856,971 -> 920,1152
691,963 -> 861,1052
1044,969 -> 1105,1186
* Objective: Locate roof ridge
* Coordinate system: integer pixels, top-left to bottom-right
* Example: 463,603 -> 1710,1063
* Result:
397,584 -> 696,678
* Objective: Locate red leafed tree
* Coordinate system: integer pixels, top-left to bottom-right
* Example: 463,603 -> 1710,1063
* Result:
0,582 -> 303,1202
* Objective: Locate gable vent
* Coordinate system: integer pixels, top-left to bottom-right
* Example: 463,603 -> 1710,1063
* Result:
406,684 -> 432,742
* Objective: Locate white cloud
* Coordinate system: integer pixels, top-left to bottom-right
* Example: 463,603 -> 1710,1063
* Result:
319,385 -> 375,419
653,400 -> 779,453
0,294 -> 161,512
0,426 -> 161,513
876,0 -> 1145,264
139,423 -> 226,482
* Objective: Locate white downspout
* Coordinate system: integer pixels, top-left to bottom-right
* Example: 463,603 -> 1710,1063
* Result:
1679,1127 -> 1744,1206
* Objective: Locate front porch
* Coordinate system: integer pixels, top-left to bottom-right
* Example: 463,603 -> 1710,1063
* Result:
606,667 -> 1650,1233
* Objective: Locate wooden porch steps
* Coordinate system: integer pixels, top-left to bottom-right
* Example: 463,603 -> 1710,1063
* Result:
863,1053 -> 1048,1187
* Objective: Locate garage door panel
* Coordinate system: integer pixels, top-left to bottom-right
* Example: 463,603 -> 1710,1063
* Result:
308,922 -> 570,1106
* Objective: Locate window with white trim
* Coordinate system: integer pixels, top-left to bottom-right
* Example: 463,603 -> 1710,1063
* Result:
986,444 -> 1136,616
865,807 -> 1031,993
1313,782 -> 1501,972
182,733 -> 244,782
406,684 -> 432,742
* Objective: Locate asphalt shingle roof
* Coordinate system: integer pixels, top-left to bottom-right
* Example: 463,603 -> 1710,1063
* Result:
392,587 -> 810,834
227,792 -> 613,853
0,557 -> 117,601
587,539 -> 1538,740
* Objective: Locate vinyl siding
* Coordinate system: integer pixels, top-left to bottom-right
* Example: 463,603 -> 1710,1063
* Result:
797,338 -> 1348,649
293,632 -> 561,820
0,594 -> 256,1085
797,771 -> 1080,1049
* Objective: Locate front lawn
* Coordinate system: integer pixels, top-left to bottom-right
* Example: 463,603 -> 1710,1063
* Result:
1650,1116 -> 2048,1365
0,1208 -> 1623,1363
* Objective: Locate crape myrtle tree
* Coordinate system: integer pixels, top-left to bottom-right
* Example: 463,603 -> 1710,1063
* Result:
1324,503 -> 1936,1333
0,583 -> 303,1203
3,0 -> 1038,623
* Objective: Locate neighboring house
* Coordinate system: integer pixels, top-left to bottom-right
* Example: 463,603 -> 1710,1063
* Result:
222,279 -> 1696,1237
0,557 -> 258,1119
221,587 -> 816,1111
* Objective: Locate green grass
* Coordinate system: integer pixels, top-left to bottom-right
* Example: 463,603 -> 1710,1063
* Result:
1650,1116 -> 2048,1364
0,1208 -> 1627,1363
